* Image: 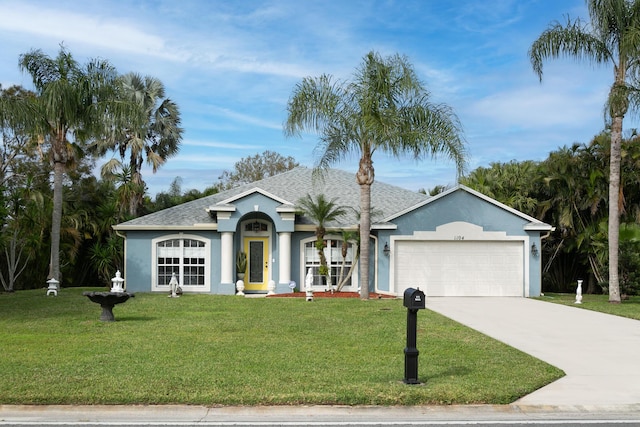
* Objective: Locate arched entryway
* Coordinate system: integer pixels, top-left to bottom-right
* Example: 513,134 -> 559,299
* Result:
240,218 -> 271,292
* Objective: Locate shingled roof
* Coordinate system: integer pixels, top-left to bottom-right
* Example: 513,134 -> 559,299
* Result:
114,167 -> 429,230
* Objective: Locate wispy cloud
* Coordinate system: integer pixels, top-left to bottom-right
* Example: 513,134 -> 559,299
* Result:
0,2 -> 185,61
2,0 -> 634,198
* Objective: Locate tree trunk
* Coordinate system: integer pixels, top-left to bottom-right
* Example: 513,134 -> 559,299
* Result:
608,115 -> 622,303
129,153 -> 144,217
49,160 -> 65,282
357,152 -> 374,300
359,183 -> 371,299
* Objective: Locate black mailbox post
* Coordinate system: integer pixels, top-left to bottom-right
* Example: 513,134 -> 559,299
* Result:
403,287 -> 425,384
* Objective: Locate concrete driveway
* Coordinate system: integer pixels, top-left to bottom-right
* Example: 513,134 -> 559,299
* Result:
425,297 -> 640,409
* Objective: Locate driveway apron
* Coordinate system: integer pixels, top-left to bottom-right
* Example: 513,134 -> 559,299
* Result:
425,297 -> 640,408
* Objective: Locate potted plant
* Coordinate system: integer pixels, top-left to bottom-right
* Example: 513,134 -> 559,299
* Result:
236,251 -> 247,280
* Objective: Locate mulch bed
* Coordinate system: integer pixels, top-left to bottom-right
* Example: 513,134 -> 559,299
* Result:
268,291 -> 395,299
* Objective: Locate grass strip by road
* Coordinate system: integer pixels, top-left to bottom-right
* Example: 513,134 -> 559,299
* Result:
0,288 -> 563,405
538,292 -> 640,320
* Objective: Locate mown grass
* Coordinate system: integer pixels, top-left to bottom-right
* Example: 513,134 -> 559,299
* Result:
538,292 -> 640,320
0,288 -> 563,405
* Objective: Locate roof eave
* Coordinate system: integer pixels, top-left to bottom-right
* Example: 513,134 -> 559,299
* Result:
113,224 -> 218,231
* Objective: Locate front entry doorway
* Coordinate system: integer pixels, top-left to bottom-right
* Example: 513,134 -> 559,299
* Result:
243,237 -> 269,292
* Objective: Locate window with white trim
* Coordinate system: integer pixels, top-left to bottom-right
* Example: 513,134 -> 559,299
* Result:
154,236 -> 209,291
303,238 -> 355,288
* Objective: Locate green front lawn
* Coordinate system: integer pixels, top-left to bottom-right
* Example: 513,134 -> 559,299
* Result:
0,288 -> 563,405
538,293 -> 640,320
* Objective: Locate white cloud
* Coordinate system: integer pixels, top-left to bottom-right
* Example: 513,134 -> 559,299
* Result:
183,139 -> 264,151
0,2 -> 186,62
206,106 -> 282,130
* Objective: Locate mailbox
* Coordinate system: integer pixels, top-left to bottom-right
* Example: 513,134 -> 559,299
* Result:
402,287 -> 425,384
403,287 -> 425,310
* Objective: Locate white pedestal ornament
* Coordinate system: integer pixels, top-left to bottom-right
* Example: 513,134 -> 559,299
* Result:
305,268 -> 314,302
110,270 -> 125,293
46,278 -> 59,296
168,272 -> 180,298
575,279 -> 583,304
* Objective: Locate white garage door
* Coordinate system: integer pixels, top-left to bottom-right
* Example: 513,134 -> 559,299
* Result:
394,240 -> 524,297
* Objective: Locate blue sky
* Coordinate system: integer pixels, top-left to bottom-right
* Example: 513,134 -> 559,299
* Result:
0,0 -> 630,197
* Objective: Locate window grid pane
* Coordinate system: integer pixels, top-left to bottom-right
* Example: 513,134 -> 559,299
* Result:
304,239 -> 353,287
157,238 -> 206,287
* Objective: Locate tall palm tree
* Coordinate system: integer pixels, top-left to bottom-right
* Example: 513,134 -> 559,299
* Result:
18,46 -> 122,284
98,73 -> 183,216
285,51 -> 466,299
296,194 -> 347,283
529,0 -> 640,303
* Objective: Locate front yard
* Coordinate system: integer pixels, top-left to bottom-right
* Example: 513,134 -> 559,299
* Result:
0,288 -> 563,405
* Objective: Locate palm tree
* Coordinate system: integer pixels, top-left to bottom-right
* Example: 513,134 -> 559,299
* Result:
18,46 -> 122,284
529,0 -> 640,303
336,229 -> 359,291
285,51 -> 466,299
98,73 -> 183,216
296,194 -> 347,285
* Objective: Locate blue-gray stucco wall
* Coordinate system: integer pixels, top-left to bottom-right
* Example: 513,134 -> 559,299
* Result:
123,230 -> 220,293
374,190 -> 544,296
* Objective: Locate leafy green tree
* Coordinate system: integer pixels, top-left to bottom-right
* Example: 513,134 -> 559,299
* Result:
529,0 -> 640,303
296,194 -> 347,283
98,73 -> 183,216
0,85 -> 36,191
64,176 -> 125,286
461,160 -> 542,217
148,176 -> 219,212
539,140 -> 609,292
217,150 -> 299,190
17,46 -> 124,285
0,179 -> 48,291
285,51 -> 466,299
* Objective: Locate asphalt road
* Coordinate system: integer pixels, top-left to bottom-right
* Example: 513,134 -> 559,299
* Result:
2,421 -> 640,427
2,405 -> 640,427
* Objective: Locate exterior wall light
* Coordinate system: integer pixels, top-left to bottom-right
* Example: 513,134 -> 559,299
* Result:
531,242 -> 539,258
383,242 -> 390,256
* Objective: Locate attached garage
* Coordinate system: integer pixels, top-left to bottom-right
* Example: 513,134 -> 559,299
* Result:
394,239 -> 524,297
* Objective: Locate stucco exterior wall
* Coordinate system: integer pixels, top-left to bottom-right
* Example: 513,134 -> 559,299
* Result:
122,230 -> 221,293
374,190 -> 544,297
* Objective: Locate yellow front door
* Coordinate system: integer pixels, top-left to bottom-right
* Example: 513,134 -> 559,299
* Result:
244,237 -> 269,291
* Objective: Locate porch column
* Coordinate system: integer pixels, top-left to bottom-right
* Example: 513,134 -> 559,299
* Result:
221,232 -> 234,284
278,232 -> 291,286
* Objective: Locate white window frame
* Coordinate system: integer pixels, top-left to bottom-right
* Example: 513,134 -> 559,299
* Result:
152,234 -> 211,293
300,235 -> 358,291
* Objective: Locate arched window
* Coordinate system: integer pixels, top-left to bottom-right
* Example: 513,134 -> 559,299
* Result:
153,235 -> 210,292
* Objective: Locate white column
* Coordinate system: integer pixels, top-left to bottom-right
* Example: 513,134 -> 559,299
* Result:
221,232 -> 234,284
278,232 -> 291,285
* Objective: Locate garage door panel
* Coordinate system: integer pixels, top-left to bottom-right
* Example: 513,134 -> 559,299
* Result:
395,241 -> 523,297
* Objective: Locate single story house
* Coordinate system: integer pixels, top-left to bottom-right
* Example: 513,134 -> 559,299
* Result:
113,167 -> 553,297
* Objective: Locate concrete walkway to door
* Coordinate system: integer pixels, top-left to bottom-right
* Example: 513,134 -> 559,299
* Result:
426,297 -> 640,410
